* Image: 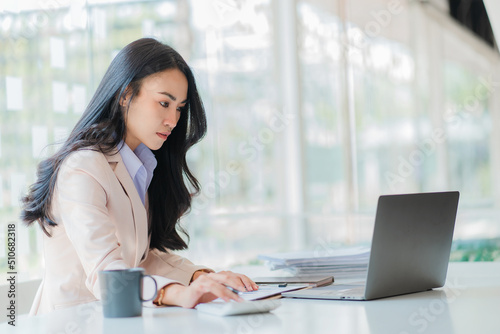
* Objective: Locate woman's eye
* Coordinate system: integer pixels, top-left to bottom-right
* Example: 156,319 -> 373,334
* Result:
177,106 -> 186,112
160,101 -> 169,108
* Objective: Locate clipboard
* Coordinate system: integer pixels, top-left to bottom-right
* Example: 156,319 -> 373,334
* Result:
252,275 -> 334,287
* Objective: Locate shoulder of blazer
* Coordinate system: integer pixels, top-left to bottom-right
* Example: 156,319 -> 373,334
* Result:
61,148 -> 120,167
59,148 -> 122,183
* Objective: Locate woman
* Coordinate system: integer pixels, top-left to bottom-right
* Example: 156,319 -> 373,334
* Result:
21,38 -> 257,315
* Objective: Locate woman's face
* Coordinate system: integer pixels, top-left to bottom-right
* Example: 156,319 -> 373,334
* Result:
123,68 -> 188,151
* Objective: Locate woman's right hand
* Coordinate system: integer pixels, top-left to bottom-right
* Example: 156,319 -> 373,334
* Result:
160,274 -> 245,308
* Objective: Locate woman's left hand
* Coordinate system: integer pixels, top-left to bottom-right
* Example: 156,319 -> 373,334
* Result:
159,270 -> 259,308
191,270 -> 259,293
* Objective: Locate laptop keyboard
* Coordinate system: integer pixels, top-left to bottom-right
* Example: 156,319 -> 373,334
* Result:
309,284 -> 365,297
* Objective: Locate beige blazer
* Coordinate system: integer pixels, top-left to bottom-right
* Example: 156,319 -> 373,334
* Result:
30,148 -> 210,315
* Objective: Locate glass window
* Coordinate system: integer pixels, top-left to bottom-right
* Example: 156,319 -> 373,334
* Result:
1,0 -> 499,284
182,0 -> 288,267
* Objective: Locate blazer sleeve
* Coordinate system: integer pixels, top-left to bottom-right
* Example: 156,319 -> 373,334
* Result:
55,150 -> 181,300
55,151 -> 127,298
140,248 -> 214,286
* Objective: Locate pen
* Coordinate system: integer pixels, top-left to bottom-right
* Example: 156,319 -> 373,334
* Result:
225,285 -> 242,295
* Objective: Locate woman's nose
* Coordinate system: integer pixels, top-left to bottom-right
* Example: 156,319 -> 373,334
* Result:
163,110 -> 178,129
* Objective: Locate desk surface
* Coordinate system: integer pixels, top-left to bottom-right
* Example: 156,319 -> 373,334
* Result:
3,262 -> 500,334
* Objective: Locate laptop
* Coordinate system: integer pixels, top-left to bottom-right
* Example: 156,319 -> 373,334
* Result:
283,191 -> 460,301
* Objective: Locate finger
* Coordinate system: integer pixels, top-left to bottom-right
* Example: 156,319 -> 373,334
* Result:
211,282 -> 244,302
208,271 -> 246,291
224,272 -> 257,292
198,292 -> 218,304
207,272 -> 248,292
222,272 -> 259,292
195,275 -> 244,303
237,274 -> 259,291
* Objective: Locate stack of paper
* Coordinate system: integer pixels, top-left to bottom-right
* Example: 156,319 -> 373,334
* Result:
258,246 -> 370,279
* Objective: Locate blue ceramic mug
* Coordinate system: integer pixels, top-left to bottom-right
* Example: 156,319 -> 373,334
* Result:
99,268 -> 157,318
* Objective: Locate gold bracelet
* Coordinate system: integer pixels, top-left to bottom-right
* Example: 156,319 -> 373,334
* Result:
155,287 -> 165,306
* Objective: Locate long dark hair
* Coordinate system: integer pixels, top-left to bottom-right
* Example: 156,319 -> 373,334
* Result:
21,38 -> 207,251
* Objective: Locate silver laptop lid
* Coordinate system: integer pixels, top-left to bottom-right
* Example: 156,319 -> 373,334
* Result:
364,191 -> 460,300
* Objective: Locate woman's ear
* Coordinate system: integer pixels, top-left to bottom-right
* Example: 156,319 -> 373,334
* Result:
120,86 -> 132,107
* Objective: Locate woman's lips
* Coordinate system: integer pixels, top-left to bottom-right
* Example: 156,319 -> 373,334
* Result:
156,132 -> 170,140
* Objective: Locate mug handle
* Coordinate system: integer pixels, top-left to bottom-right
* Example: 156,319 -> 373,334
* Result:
141,275 -> 158,302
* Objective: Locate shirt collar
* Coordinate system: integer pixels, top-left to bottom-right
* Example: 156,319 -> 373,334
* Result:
118,141 -> 157,179
134,143 -> 157,175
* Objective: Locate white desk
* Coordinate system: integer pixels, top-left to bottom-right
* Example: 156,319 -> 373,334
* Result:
2,262 -> 499,334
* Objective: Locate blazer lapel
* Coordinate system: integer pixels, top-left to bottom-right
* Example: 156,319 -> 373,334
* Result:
106,150 -> 149,266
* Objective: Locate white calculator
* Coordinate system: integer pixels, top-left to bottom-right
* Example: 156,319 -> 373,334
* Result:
195,299 -> 281,316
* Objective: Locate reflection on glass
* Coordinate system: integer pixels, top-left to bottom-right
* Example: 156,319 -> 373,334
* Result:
0,0 -> 498,283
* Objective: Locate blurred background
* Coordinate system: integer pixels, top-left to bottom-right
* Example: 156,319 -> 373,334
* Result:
1,0 -> 500,282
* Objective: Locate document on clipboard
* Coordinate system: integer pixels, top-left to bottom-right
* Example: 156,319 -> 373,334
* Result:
239,284 -> 309,301
252,276 -> 334,287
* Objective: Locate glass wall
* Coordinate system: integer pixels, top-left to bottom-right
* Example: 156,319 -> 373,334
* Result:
296,0 -> 500,258
1,0 -> 499,282
182,0 -> 289,267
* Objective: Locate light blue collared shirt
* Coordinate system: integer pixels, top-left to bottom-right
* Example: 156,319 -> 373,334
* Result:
118,142 -> 157,205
